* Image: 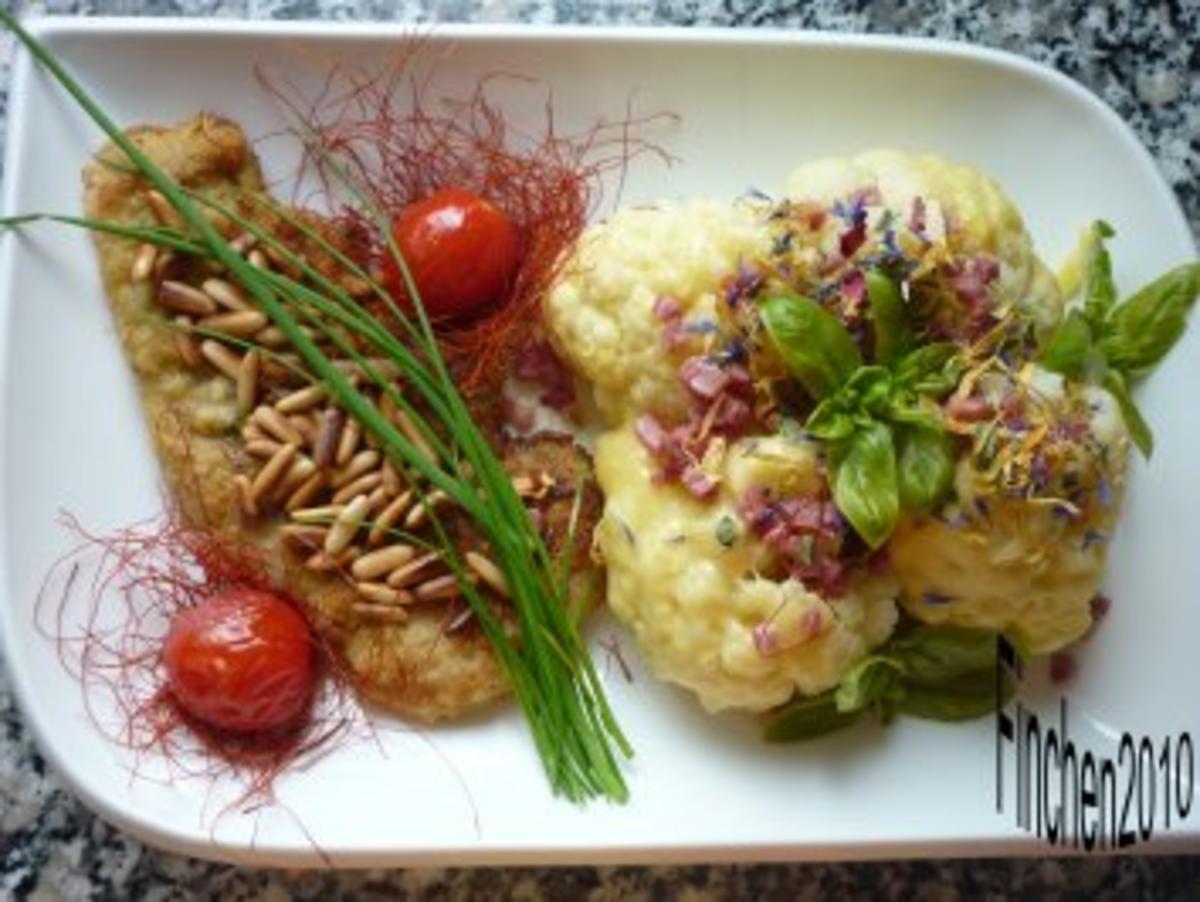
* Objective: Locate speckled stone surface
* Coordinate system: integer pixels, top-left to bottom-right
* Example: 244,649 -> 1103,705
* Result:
1,0 -> 1199,898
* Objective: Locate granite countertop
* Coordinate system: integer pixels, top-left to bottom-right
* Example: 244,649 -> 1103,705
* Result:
2,0 -> 1199,898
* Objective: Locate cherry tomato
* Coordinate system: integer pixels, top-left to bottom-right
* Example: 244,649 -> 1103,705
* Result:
162,588 -> 316,734
382,187 -> 522,321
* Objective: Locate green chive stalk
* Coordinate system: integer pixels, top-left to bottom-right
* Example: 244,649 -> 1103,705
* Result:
2,11 -> 631,802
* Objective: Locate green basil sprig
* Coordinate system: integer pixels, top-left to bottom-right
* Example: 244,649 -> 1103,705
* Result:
829,420 -> 899,550
763,624 -> 1013,742
866,269 -> 914,365
1038,221 -> 1200,457
759,275 -> 962,548
758,295 -> 862,400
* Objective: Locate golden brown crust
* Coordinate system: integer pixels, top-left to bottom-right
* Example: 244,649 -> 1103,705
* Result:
83,115 -> 517,722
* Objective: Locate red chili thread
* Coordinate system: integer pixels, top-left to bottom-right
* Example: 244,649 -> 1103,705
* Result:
256,50 -> 676,396
35,506 -> 367,809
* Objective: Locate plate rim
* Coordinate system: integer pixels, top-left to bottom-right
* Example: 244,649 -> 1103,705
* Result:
1,17 -> 1196,867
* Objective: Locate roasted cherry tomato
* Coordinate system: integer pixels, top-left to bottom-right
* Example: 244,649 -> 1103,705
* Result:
382,187 -> 522,321
162,588 -> 316,734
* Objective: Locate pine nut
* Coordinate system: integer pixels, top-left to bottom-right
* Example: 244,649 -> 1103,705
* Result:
324,494 -> 371,555
153,249 -> 175,280
336,416 -> 362,465
350,544 -> 416,581
393,407 -> 437,462
444,604 -> 475,634
333,450 -> 380,488
465,551 -> 509,597
355,582 -> 414,606
271,456 -> 317,504
415,573 -> 476,602
201,309 -> 268,338
288,414 -> 316,445
201,277 -> 250,311
404,489 -> 448,529
381,459 -> 401,495
236,349 -> 259,417
253,405 -> 304,445
130,243 -> 157,282
368,490 -> 413,546
199,340 -> 242,380
242,420 -> 268,443
331,471 -> 383,505
145,189 -> 179,227
229,232 -> 257,255
255,325 -> 288,348
366,485 -> 389,513
285,471 -> 328,513
160,280 -> 217,317
250,442 -> 297,502
314,408 -> 344,469
291,504 -> 344,525
386,551 -> 441,588
275,384 -> 327,414
245,439 -> 282,459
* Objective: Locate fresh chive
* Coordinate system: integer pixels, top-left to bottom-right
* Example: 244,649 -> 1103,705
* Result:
2,11 -> 630,802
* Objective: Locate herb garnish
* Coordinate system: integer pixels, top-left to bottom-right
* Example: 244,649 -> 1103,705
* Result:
714,515 -> 738,548
759,271 -> 961,548
1039,221 -> 1200,457
763,624 -> 1013,741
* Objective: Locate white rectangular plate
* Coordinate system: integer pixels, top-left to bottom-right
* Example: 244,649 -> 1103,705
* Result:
1,18 -> 1198,866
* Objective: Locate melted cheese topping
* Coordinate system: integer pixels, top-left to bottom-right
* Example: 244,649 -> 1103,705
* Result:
594,427 -> 897,712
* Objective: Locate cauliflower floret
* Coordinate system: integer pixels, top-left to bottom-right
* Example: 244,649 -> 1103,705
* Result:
544,200 -> 767,425
594,426 -> 897,712
786,149 -> 1062,337
889,366 -> 1130,653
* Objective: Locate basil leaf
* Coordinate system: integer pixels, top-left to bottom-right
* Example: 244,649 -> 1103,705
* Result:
887,624 -> 1000,685
1038,309 -> 1095,381
896,426 -> 955,513
1082,220 -> 1117,325
831,421 -> 900,549
1102,262 -> 1200,375
843,364 -> 892,395
759,295 -> 862,400
893,678 -> 1003,722
895,342 -> 961,395
844,364 -> 893,416
762,691 -> 862,742
806,397 -> 855,440
1103,368 -> 1154,458
866,270 -> 913,365
835,654 -> 904,713
887,397 -> 945,432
